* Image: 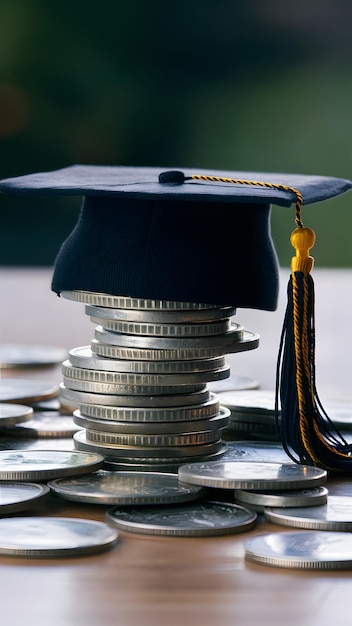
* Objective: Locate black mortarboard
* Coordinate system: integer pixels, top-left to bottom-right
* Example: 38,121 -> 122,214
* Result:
0,165 -> 351,312
1,165 -> 352,473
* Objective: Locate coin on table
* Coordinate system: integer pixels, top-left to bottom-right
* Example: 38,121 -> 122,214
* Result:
48,470 -> 207,505
245,531 -> 352,570
0,517 -> 119,557
0,482 -> 50,514
178,461 -> 327,490
106,500 -> 257,536
216,389 -> 278,413
264,495 -> 352,531
0,344 -> 68,368
0,403 -> 33,426
3,412 -> 80,438
235,486 -> 329,512
0,449 -> 104,481
0,379 -> 59,404
221,441 -> 293,464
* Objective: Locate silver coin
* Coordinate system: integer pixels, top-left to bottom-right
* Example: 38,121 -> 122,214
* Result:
103,446 -> 228,472
221,441 -> 292,463
0,344 -> 68,368
73,429 -> 223,459
91,317 -> 232,337
106,500 -> 257,536
264,495 -> 352,531
61,291 -> 219,309
48,470 -> 206,505
3,412 -> 80,438
62,375 -> 204,396
235,486 -> 329,512
0,379 -> 59,403
95,323 -> 244,350
73,406 -> 230,434
245,531 -> 352,570
85,304 -> 236,323
178,461 -> 327,490
59,383 -> 210,408
0,449 -> 104,480
91,330 -> 259,360
0,517 -> 118,557
78,393 -> 219,422
69,346 -> 226,374
216,389 -> 277,413
208,375 -> 259,393
85,427 -> 222,448
62,359 -> 230,386
0,403 -> 33,426
0,482 -> 50,514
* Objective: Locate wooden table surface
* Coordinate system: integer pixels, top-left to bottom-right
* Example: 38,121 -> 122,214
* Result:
1,267 -> 352,626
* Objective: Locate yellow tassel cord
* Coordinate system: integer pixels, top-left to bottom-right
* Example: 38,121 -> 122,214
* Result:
276,207 -> 352,473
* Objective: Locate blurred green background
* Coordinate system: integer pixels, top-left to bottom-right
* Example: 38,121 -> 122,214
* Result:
0,0 -> 351,267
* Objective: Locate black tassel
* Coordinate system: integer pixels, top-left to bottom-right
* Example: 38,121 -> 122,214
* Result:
276,226 -> 352,473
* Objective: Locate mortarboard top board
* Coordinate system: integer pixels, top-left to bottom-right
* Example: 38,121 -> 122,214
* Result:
0,165 -> 351,312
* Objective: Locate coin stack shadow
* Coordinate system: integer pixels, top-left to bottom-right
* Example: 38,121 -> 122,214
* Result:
58,293 -> 260,471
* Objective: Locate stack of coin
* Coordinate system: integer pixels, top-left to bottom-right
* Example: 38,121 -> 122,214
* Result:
58,291 -> 260,470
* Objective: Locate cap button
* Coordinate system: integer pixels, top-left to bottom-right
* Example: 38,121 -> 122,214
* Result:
158,170 -> 186,184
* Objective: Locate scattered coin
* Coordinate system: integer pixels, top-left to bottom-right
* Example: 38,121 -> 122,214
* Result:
0,344 -> 68,368
0,379 -> 59,404
3,412 -> 80,438
0,403 -> 33,426
178,461 -> 327,490
0,482 -> 50,514
235,486 -> 329,512
106,500 -> 257,536
245,531 -> 352,569
48,470 -> 207,505
0,449 -> 104,480
264,495 -> 352,530
221,441 -> 292,464
0,517 -> 119,557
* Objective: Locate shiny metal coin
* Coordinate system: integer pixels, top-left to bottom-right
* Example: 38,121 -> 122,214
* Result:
3,412 -> 80,438
0,403 -> 33,426
61,291 -> 219,309
85,427 -> 222,447
0,517 -> 118,557
48,470 -> 206,505
59,383 -> 210,408
91,330 -> 259,360
245,531 -> 352,570
208,375 -> 259,393
0,379 -> 59,404
235,486 -> 329,512
0,449 -> 104,480
178,461 -> 327,490
91,317 -> 231,337
95,323 -> 244,350
85,304 -> 236,323
62,375 -> 204,396
73,429 -> 223,459
103,446 -> 228,472
264,495 -> 352,531
106,500 -> 257,536
0,482 -> 50,514
221,441 -> 292,464
217,389 -> 277,413
62,359 -> 230,386
78,393 -> 219,422
73,406 -> 230,434
69,346 -> 226,374
0,344 -> 68,368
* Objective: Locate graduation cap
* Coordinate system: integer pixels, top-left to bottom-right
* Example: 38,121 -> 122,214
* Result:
1,164 -> 352,473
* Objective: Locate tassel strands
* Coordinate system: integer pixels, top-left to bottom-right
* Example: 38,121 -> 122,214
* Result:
276,217 -> 352,473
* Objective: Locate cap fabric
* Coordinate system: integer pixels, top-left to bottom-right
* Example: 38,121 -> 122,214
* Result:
1,165 -> 351,310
